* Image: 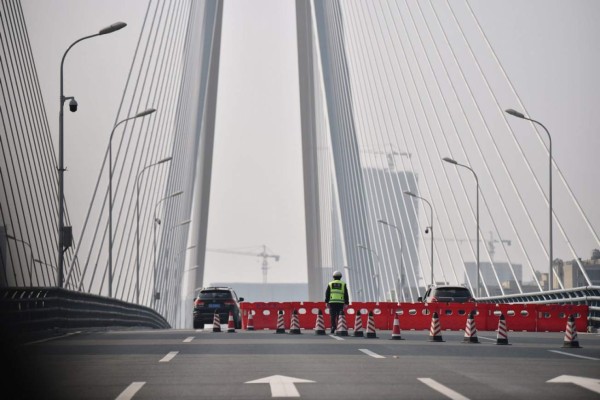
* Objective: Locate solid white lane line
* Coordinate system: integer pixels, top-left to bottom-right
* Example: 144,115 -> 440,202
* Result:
115,382 -> 145,400
418,378 -> 470,400
359,348 -> 385,359
329,334 -> 345,341
159,351 -> 179,362
25,331 -> 81,345
549,350 -> 600,361
183,336 -> 194,343
477,336 -> 496,341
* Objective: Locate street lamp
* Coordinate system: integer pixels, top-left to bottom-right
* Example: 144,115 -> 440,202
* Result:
505,108 -> 553,290
6,234 -> 33,284
377,219 -> 404,302
135,156 -> 172,304
58,21 -> 127,289
153,190 -> 184,306
443,157 -> 480,297
404,191 -> 434,287
357,243 -> 381,302
108,108 -> 156,298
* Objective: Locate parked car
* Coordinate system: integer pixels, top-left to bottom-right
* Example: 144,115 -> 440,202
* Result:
193,287 -> 244,329
418,285 -> 474,304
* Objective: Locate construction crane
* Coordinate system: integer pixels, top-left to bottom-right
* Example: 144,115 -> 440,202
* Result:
206,245 -> 280,284
361,144 -> 411,171
434,231 -> 511,261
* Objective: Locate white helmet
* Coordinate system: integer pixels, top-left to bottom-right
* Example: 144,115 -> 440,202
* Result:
333,270 -> 342,279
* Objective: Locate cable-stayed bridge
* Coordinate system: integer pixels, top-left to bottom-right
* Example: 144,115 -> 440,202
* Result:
1,0 -> 599,330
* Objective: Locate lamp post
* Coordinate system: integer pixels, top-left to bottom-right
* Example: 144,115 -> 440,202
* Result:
58,21 -> 127,289
443,157 -> 480,297
404,191 -> 434,287
135,156 -> 172,304
153,190 -> 184,306
6,234 -> 33,284
377,219 -> 404,302
505,108 -> 553,290
357,243 -> 381,302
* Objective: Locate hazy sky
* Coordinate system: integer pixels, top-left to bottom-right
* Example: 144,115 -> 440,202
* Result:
21,0 -> 600,285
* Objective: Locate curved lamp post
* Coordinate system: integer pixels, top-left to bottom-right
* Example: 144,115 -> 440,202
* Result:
357,243 -> 381,302
108,108 -> 156,298
443,157 -> 480,297
377,219 -> 404,302
58,21 -> 127,289
404,191 -> 434,287
505,108 -> 553,290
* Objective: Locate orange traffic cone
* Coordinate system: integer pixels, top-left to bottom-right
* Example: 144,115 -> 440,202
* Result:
390,312 -> 403,340
246,311 -> 255,331
212,312 -> 221,333
365,311 -> 377,338
227,311 -> 236,333
496,313 -> 509,345
562,314 -> 581,348
353,311 -> 364,337
336,310 -> 348,336
275,310 -> 286,334
289,309 -> 301,334
314,309 -> 326,335
463,310 -> 479,343
428,312 -> 444,342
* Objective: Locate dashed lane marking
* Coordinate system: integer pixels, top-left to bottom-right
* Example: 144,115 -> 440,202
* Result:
418,378 -> 470,400
548,350 -> 600,361
329,334 -> 345,341
477,335 -> 496,341
115,382 -> 145,400
359,348 -> 385,359
183,337 -> 194,343
159,351 -> 179,362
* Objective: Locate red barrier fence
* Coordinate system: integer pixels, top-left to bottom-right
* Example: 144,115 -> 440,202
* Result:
240,302 -> 588,332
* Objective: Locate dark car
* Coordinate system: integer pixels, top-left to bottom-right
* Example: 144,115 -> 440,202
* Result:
193,287 -> 244,329
418,285 -> 474,304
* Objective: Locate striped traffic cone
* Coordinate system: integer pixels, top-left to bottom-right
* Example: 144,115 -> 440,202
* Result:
246,311 -> 255,331
390,312 -> 403,340
562,314 -> 581,348
227,311 -> 236,333
496,314 -> 509,345
289,309 -> 301,334
336,310 -> 348,336
212,312 -> 221,333
314,309 -> 326,335
353,311 -> 364,337
463,310 -> 479,343
365,311 -> 377,338
428,312 -> 444,342
275,310 -> 286,334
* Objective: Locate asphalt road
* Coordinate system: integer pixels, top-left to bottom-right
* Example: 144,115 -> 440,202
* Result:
4,326 -> 600,399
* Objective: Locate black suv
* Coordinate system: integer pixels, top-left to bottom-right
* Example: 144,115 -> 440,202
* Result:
418,285 -> 474,304
193,287 -> 244,329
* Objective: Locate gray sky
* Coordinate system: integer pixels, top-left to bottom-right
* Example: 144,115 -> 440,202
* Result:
21,0 -> 600,285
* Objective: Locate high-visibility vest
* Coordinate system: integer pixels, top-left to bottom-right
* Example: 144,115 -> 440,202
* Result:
328,280 -> 346,303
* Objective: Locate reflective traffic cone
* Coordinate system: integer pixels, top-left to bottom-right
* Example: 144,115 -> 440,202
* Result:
428,312 -> 444,342
463,310 -> 479,343
289,309 -> 301,334
314,309 -> 326,335
227,311 -> 236,333
496,313 -> 509,345
246,311 -> 255,331
366,311 -> 377,338
212,312 -> 221,333
353,312 -> 364,337
336,310 -> 348,336
275,310 -> 286,334
390,312 -> 404,340
562,314 -> 581,348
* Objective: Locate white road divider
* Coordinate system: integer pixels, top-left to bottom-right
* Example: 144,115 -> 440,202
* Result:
183,337 -> 194,343
359,348 -> 385,359
115,382 -> 145,400
418,378 -> 470,400
159,351 -> 179,362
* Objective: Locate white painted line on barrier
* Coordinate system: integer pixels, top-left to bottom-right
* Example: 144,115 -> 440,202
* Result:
183,337 -> 194,343
359,348 -> 385,359
25,331 -> 81,345
115,382 -> 145,400
548,350 -> 600,361
329,334 -> 344,341
159,351 -> 179,362
418,378 -> 470,400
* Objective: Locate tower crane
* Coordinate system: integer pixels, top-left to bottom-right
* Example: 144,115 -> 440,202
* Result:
433,231 -> 511,261
206,245 -> 280,284
361,144 -> 411,170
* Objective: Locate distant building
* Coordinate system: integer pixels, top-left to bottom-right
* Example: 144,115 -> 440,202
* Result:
554,258 -> 600,289
206,282 -> 309,302
464,262 -> 522,296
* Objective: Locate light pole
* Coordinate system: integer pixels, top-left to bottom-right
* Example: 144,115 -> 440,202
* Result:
107,109 -> 156,298
357,243 -> 381,302
153,190 -> 184,306
404,191 -> 434,287
505,108 -> 553,290
6,235 -> 33,284
135,156 -> 172,304
377,219 -> 404,302
58,21 -> 127,289
443,157 -> 480,297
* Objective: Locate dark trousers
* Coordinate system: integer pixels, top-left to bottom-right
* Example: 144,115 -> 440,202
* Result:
329,303 -> 344,331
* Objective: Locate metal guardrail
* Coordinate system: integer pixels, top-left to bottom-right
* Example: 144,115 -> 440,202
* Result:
477,286 -> 600,328
0,287 -> 170,335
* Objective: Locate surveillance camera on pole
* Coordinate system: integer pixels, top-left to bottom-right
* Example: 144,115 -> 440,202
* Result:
69,98 -> 78,112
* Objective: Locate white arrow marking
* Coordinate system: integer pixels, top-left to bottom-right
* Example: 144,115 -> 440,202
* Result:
246,375 -> 315,397
548,375 -> 600,394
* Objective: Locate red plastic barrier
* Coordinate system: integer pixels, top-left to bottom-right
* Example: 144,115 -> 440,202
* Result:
535,304 -> 588,332
485,303 -> 539,332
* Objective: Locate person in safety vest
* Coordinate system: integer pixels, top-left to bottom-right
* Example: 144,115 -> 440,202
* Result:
325,270 -> 349,334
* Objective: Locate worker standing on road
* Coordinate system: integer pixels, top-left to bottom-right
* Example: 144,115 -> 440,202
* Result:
325,270 -> 349,334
